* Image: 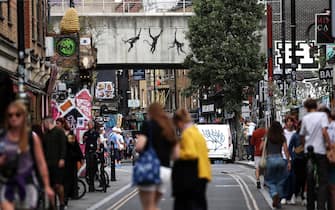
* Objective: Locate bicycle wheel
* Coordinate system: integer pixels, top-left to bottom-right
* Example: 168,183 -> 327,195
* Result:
74,179 -> 87,200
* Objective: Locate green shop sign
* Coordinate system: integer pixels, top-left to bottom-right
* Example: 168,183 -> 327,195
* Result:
56,38 -> 77,57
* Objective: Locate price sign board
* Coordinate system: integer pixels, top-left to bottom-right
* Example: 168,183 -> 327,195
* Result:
316,13 -> 334,44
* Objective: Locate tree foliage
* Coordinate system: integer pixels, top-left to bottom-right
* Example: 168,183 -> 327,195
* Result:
185,0 -> 265,112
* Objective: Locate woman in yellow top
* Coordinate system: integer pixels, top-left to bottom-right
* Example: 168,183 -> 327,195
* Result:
172,108 -> 211,210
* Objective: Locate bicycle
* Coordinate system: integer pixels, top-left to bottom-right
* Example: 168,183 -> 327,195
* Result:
73,179 -> 87,200
78,146 -> 110,192
96,143 -> 108,192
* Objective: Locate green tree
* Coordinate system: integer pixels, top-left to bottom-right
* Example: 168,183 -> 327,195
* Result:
185,0 -> 265,113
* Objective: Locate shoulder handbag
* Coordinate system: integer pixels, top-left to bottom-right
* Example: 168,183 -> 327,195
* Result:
132,122 -> 161,186
259,137 -> 268,174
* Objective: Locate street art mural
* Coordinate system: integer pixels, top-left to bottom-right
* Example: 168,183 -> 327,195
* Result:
122,29 -> 142,52
168,29 -> 186,55
144,28 -> 163,54
51,89 -> 93,152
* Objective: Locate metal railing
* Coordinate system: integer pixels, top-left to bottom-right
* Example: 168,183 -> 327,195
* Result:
49,0 -> 193,15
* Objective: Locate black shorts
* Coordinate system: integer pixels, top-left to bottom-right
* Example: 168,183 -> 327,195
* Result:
114,149 -> 121,161
48,166 -> 65,186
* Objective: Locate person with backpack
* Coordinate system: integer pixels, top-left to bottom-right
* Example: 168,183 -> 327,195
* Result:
288,121 -> 307,205
0,100 -> 54,210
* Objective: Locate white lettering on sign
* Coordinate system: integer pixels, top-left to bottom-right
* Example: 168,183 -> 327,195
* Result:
275,41 -> 319,70
319,68 -> 333,80
202,104 -> 215,113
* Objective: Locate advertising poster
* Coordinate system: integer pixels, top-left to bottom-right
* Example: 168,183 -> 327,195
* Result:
95,82 -> 115,99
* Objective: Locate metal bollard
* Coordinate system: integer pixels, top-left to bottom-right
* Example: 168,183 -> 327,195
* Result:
110,144 -> 116,181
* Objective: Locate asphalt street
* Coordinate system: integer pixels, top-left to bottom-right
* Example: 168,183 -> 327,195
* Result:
67,163 -> 305,210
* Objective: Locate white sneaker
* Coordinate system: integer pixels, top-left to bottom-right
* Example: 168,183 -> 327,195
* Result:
296,196 -> 302,204
288,195 -> 296,205
302,199 -> 307,206
281,198 -> 287,205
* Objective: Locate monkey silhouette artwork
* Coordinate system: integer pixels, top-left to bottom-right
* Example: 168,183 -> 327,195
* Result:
122,29 -> 142,52
169,29 -> 186,55
144,28 -> 163,54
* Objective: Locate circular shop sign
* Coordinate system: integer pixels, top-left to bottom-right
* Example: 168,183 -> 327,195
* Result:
56,38 -> 77,57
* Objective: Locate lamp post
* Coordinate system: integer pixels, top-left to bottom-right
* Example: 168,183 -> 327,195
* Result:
17,0 -> 28,103
291,0 -> 297,101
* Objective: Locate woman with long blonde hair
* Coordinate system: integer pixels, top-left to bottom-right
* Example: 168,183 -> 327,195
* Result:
0,100 -> 54,210
135,103 -> 177,210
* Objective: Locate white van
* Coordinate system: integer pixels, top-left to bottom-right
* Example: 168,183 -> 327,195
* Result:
197,124 -> 234,161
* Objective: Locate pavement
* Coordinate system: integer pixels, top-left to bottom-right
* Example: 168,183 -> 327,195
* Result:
66,162 -> 305,210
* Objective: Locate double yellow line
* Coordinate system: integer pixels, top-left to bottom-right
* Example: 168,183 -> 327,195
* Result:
107,188 -> 139,210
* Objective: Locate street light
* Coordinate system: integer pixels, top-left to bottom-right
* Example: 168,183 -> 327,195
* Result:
17,0 -> 29,105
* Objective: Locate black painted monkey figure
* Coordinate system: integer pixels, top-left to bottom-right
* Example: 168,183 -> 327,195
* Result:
123,29 -> 142,52
144,28 -> 163,53
169,29 -> 186,55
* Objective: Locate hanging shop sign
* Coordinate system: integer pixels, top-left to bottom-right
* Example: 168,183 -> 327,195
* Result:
319,67 -> 333,80
202,104 -> 215,113
316,13 -> 334,45
95,82 -> 115,99
75,89 -> 92,119
56,37 -> 77,57
53,34 -> 79,68
133,69 -> 145,80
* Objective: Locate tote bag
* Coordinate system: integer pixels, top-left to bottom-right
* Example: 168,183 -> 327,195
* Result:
259,137 -> 268,174
132,122 -> 161,186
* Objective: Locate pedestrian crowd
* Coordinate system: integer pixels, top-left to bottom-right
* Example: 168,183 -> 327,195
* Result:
133,103 -> 212,210
0,72 -> 212,210
250,98 -> 335,210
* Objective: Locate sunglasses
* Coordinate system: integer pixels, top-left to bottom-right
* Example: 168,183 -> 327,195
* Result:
8,112 -> 23,118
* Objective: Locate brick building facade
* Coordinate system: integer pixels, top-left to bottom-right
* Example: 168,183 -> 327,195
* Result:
0,0 -> 52,123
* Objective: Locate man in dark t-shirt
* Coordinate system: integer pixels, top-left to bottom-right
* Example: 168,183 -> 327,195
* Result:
83,121 -> 100,192
43,116 -> 67,210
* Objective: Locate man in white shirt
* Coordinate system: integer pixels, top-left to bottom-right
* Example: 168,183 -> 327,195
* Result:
300,99 -> 331,210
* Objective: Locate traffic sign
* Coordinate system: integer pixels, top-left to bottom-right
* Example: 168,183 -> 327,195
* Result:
319,67 -> 333,80
316,13 -> 334,44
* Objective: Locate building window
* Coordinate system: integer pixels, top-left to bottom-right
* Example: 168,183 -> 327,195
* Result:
37,0 -> 41,42
7,0 -> 11,24
0,3 -> 4,21
32,0 -> 35,40
42,0 -> 45,45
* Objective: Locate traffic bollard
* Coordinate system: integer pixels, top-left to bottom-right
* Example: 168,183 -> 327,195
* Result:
110,144 -> 116,181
